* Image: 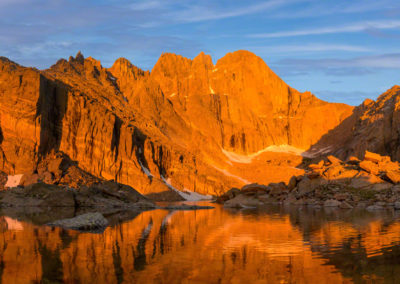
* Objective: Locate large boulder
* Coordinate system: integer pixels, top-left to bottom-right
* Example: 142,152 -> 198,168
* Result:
385,170 -> 400,184
359,161 -> 380,175
223,194 -> 263,208
364,151 -> 383,163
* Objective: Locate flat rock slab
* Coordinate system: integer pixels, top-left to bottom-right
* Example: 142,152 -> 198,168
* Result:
47,212 -> 109,231
161,204 -> 215,210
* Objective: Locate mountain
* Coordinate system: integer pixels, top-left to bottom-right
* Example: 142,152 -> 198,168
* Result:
309,85 -> 400,161
0,51 -> 354,197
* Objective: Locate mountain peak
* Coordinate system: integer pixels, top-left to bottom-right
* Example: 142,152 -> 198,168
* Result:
217,50 -> 260,63
193,52 -> 213,69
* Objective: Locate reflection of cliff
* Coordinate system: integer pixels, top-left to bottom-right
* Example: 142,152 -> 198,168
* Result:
305,221 -> 400,283
8,207 -> 400,283
3,207 -> 400,282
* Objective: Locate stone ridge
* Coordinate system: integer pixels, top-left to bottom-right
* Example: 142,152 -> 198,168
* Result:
0,50 -> 355,196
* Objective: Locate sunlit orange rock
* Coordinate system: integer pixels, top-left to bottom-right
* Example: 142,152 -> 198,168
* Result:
0,51 -> 354,195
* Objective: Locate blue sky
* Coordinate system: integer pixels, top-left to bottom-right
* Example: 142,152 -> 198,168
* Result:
1,0 -> 400,105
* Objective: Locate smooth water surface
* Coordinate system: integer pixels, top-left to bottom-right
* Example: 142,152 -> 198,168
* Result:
2,204 -> 400,283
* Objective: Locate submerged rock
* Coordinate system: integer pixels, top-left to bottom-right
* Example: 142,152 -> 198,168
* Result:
47,212 -> 108,231
161,204 -> 214,210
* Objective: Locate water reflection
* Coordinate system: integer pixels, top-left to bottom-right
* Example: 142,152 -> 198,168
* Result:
1,205 -> 400,283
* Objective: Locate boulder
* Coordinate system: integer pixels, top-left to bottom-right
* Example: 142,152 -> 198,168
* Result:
347,156 -> 360,165
269,182 -> 286,196
287,176 -> 297,191
47,212 -> 109,231
241,183 -> 269,193
339,201 -> 353,209
394,201 -> 400,210
364,151 -> 383,163
359,161 -> 379,175
366,182 -> 392,191
224,194 -> 263,208
333,193 -> 348,201
297,177 -> 313,196
327,155 -> 342,165
324,199 -> 341,207
366,204 -> 385,211
309,160 -> 324,170
324,165 -> 345,179
216,187 -> 240,203
385,170 -> 400,184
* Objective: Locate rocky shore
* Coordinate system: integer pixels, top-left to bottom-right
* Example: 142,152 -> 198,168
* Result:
0,181 -> 156,209
218,151 -> 400,210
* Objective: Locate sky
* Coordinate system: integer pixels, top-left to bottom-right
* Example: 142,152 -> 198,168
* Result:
1,0 -> 400,105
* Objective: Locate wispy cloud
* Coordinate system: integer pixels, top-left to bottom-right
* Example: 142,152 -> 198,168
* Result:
130,1 -> 164,11
249,20 -> 400,38
271,0 -> 400,19
273,53 -> 400,77
170,0 -> 301,23
248,44 -> 372,54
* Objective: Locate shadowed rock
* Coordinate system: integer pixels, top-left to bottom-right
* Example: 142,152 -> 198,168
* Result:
47,212 -> 108,231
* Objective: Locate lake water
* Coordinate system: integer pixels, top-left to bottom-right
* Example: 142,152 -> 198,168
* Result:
1,203 -> 400,283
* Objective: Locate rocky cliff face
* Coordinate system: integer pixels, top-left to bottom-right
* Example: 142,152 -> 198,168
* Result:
0,51 -> 354,196
309,85 -> 400,162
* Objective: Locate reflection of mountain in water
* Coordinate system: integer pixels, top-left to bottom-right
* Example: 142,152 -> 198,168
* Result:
1,205 -> 400,283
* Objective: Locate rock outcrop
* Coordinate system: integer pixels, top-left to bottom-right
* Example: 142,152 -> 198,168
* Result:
219,151 -> 400,209
0,181 -> 155,209
309,85 -> 400,162
0,51 -> 354,196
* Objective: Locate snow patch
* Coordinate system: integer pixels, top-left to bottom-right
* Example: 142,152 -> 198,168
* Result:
262,145 -> 307,156
138,160 -> 153,178
212,165 -> 251,184
5,174 -> 23,188
222,144 -> 307,164
209,86 -> 215,94
170,93 -> 176,97
304,146 -> 333,158
2,216 -> 23,231
109,75 -> 117,81
161,176 -> 212,201
161,211 -> 176,227
141,221 -> 153,238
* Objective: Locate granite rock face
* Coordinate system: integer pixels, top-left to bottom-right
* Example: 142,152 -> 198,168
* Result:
309,86 -> 400,162
0,51 -> 354,195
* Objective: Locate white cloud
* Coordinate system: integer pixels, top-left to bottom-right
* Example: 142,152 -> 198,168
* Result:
249,44 -> 372,54
130,1 -> 163,11
249,20 -> 400,38
170,0 -> 302,23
